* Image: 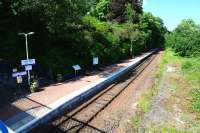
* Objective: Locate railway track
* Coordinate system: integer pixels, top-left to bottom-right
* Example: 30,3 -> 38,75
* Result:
31,52 -> 157,133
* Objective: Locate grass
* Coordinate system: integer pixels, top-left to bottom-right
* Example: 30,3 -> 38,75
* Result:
131,85 -> 160,131
162,49 -> 200,115
136,50 -> 171,114
131,51 -> 166,131
131,49 -> 200,132
160,127 -> 192,133
181,57 -> 200,113
162,50 -> 200,113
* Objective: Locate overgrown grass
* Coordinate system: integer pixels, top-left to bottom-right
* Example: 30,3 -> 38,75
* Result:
163,49 -> 200,113
160,127 -> 192,133
131,49 -> 200,131
131,51 -> 166,130
131,86 -> 160,132
181,57 -> 200,113
136,50 -> 171,113
142,126 -> 192,133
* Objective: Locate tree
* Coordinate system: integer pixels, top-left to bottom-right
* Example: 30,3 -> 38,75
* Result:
90,0 -> 111,20
166,19 -> 200,56
139,12 -> 167,49
108,0 -> 143,22
11,0 -> 94,40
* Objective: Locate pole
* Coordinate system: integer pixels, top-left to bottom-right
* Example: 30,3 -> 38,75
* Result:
18,32 -> 34,86
25,35 -> 31,86
130,40 -> 133,58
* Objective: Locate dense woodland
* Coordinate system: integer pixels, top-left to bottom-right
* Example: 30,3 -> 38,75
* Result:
0,0 -> 167,76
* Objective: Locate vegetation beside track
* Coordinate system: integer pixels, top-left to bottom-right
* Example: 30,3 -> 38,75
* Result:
131,51 -> 165,132
131,49 -> 200,132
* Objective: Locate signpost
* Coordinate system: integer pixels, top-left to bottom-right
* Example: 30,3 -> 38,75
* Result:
12,68 -> 17,73
21,59 -> 35,66
12,71 -> 27,78
72,65 -> 81,76
18,32 -> 34,86
25,65 -> 32,71
93,57 -> 99,65
21,59 -> 35,86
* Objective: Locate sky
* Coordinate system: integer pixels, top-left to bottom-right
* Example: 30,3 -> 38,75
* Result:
143,0 -> 200,31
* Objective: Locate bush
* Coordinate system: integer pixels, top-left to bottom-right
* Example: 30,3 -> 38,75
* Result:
90,0 -> 111,20
165,19 -> 200,57
30,80 -> 39,93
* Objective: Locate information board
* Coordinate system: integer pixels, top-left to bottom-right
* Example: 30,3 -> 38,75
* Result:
72,65 -> 81,71
93,57 -> 99,65
12,71 -> 27,78
25,65 -> 32,71
21,59 -> 36,66
12,68 -> 17,73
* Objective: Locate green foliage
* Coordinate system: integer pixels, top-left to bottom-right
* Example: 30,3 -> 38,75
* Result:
90,0 -> 111,20
191,88 -> 200,112
124,3 -> 138,23
139,12 -> 167,49
0,0 -> 166,76
165,19 -> 200,56
83,16 -> 129,63
30,79 -> 39,93
181,57 -> 200,112
10,0 -> 94,39
108,0 -> 143,22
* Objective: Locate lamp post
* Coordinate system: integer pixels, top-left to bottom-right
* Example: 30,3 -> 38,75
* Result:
18,32 -> 34,86
130,40 -> 133,58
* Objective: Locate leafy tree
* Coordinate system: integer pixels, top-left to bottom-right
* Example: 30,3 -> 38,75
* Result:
90,0 -> 111,20
0,0 -> 167,75
166,19 -> 200,56
108,0 -> 143,22
11,0 -> 94,39
124,3 -> 138,23
139,12 -> 166,49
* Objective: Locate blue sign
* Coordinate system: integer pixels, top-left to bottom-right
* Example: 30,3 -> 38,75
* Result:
0,121 -> 8,133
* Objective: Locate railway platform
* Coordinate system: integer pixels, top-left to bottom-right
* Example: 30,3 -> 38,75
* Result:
0,51 -> 155,133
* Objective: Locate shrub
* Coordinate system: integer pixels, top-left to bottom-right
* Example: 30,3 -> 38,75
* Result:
90,0 -> 111,20
30,80 -> 39,93
165,19 -> 200,57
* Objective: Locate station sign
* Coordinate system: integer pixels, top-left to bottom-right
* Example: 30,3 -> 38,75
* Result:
12,68 -> 17,73
12,71 -> 27,78
72,65 -> 81,71
93,57 -> 99,65
21,59 -> 36,66
25,65 -> 32,71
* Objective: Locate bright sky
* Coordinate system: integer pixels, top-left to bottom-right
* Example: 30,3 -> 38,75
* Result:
143,0 -> 200,31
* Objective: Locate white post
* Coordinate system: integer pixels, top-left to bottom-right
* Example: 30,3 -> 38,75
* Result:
25,35 -> 31,86
130,40 -> 133,58
18,32 -> 34,86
